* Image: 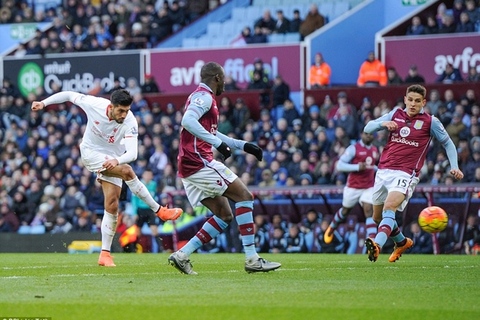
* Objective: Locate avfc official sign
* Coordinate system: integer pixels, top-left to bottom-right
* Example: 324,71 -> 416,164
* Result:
3,51 -> 141,98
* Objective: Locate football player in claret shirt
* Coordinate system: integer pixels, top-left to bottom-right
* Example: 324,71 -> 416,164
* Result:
324,131 -> 379,245
167,61 -> 281,274
363,84 -> 464,263
31,89 -> 182,267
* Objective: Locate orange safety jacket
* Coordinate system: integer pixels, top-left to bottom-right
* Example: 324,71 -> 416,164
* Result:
309,62 -> 331,87
357,60 -> 387,86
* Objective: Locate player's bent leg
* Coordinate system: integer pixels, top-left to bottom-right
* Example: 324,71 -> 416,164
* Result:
389,237 -> 414,263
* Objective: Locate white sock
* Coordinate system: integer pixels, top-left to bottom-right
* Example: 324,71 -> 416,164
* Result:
125,177 -> 160,212
101,211 -> 118,251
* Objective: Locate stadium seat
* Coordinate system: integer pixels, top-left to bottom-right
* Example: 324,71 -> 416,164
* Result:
246,6 -> 262,19
221,20 -> 237,38
207,22 -> 223,37
332,1 -> 350,20
196,37 -> 210,47
319,2 -> 335,20
268,33 -> 284,43
231,7 -> 247,22
30,225 -> 46,234
182,38 -> 197,48
284,33 -> 300,42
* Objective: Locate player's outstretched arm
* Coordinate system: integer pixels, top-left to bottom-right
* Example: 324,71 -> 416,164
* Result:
31,91 -> 80,111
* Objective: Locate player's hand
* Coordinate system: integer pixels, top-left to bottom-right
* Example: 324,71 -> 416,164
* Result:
381,121 -> 398,131
102,159 -> 120,170
450,168 -> 464,180
358,162 -> 367,171
31,101 -> 45,111
244,142 -> 263,161
216,142 -> 231,160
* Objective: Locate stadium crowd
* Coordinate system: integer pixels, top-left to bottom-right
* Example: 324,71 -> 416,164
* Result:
0,0 -> 479,255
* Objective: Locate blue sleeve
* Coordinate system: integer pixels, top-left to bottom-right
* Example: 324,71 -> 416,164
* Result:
336,144 -> 360,172
181,92 -> 222,148
431,116 -> 459,170
363,108 -> 396,133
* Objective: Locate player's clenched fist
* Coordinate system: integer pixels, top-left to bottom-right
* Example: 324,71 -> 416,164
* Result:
31,101 -> 45,111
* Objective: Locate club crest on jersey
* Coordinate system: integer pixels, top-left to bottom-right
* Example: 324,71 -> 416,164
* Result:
413,120 -> 424,130
192,97 -> 204,106
399,126 -> 410,137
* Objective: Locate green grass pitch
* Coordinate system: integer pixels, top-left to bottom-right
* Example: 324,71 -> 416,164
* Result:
0,253 -> 479,320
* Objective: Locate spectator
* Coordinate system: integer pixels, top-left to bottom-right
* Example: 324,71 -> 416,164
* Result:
467,66 -> 480,82
465,0 -> 480,26
425,89 -> 443,116
404,65 -> 426,83
186,0 -> 209,23
436,63 -> 463,83
438,14 -> 456,33
254,9 -> 276,35
224,75 -> 240,91
168,0 -> 187,32
403,221 -> 433,254
254,214 -> 270,253
0,203 -> 20,232
59,185 -> 87,223
452,0 -> 465,24
230,98 -> 251,136
11,190 -> 32,226
464,150 -> 480,182
141,74 -> 160,93
463,214 -> 480,254
72,208 -> 93,232
125,77 -> 142,96
250,25 -> 267,44
50,214 -> 73,234
248,70 -> 270,107
299,4 -> 325,40
281,99 -> 299,128
315,219 -> 344,253
285,224 -> 307,253
406,15 -> 425,35
270,75 -> 290,120
357,51 -> 387,87
230,26 -> 252,47
446,112 -> 468,146
149,7 -> 172,46
456,11 -> 475,32
289,9 -> 303,33
273,10 -> 290,34
387,66 -> 404,85
424,15 -> 439,34
308,52 -> 331,88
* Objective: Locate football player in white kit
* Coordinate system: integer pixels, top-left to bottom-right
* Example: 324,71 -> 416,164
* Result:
31,89 -> 182,266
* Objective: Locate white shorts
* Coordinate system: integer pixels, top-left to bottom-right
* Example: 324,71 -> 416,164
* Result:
80,145 -> 123,188
182,160 -> 238,207
342,186 -> 374,208
372,169 -> 419,212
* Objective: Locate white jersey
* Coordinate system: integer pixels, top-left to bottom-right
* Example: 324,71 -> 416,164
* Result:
70,93 -> 138,158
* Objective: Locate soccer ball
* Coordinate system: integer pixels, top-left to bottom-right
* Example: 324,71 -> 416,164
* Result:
418,206 -> 448,233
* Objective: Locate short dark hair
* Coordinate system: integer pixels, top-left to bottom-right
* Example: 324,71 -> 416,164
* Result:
110,89 -> 133,106
200,61 -> 222,82
406,84 -> 426,98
